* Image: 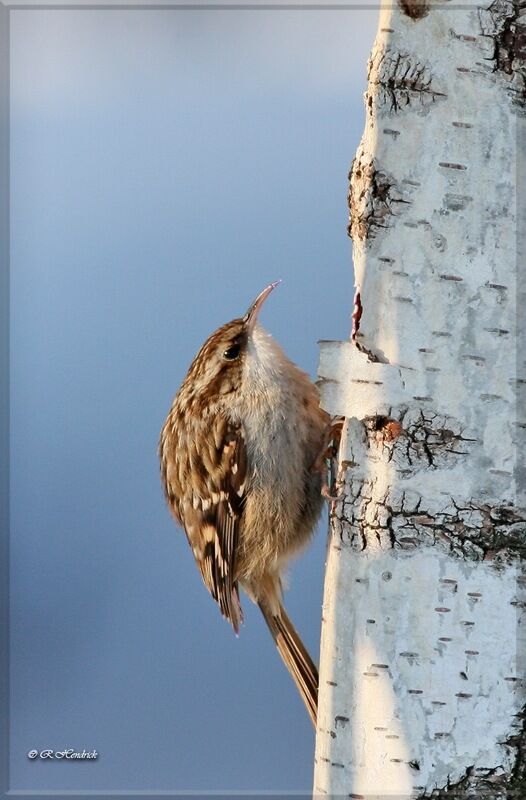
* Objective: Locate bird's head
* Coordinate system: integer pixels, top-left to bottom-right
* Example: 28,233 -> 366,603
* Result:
181,281 -> 284,405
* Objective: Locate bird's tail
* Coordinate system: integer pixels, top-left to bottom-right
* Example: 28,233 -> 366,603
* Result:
258,600 -> 318,727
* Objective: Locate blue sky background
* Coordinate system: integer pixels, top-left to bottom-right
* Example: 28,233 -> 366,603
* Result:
9,8 -> 376,792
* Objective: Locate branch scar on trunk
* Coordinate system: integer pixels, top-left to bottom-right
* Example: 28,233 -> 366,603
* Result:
366,47 -> 446,117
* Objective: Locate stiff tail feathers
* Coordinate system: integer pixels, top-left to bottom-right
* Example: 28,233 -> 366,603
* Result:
258,600 -> 318,727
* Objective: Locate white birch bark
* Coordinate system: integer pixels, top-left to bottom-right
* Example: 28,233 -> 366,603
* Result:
314,0 -> 526,796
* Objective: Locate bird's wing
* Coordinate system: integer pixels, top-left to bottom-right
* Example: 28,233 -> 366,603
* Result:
163,415 -> 247,633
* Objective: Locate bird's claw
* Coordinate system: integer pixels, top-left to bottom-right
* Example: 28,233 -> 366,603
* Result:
322,483 -> 343,503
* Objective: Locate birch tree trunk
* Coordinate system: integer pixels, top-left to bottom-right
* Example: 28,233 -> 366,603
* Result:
314,0 -> 526,796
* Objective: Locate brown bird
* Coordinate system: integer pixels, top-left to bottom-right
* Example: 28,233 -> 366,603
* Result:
159,281 -> 332,725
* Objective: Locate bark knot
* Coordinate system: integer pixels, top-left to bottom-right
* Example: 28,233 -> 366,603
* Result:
363,409 -> 478,471
398,0 -> 429,19
366,415 -> 404,442
348,149 -> 410,242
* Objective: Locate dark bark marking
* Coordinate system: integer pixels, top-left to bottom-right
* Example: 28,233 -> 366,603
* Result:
485,327 -> 510,335
370,416 -> 404,442
350,291 -> 389,363
398,0 -> 429,20
364,409 -> 478,470
438,162 -> 468,170
352,290 -> 363,341
443,193 -> 473,212
348,153 -> 411,242
450,29 -> 479,43
480,0 -> 526,111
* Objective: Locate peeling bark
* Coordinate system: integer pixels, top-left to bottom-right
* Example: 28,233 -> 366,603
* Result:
315,0 -> 525,795
422,705 -> 526,797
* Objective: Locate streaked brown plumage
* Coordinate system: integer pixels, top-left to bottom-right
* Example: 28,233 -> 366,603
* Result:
159,282 -> 330,725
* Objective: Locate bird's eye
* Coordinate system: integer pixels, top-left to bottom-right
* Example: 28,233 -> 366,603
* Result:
223,343 -> 241,361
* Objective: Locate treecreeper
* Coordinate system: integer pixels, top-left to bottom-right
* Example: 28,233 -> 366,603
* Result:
159,281 -> 337,725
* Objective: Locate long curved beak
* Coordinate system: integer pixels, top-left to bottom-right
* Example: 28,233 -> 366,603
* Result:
244,280 -> 281,332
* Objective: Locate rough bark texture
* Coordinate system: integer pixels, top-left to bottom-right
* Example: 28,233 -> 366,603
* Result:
314,0 -> 526,796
